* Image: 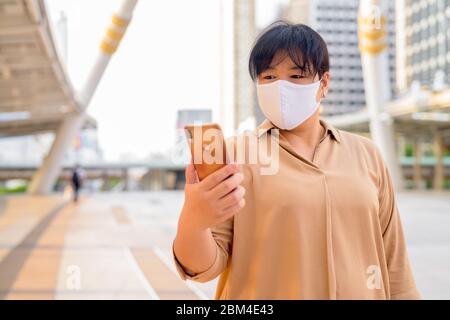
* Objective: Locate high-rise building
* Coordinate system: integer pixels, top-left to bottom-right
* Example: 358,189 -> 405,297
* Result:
175,109 -> 212,130
0,126 -> 102,165
218,0 -> 235,136
283,0 -> 309,24
233,0 -> 257,131
173,109 -> 212,163
220,0 -> 291,132
283,0 -> 397,116
396,0 -> 450,93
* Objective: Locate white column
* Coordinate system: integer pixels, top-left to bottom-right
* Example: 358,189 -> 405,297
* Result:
28,0 -> 139,195
28,113 -> 87,194
358,0 -> 403,191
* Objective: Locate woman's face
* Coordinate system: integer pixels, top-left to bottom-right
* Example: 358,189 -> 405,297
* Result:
257,50 -> 330,102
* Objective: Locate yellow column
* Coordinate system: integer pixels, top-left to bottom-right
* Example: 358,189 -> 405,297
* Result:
433,132 -> 444,190
413,138 -> 422,190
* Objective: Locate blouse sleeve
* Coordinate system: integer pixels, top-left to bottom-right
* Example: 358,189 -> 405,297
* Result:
172,216 -> 234,283
171,135 -> 242,283
375,145 -> 422,299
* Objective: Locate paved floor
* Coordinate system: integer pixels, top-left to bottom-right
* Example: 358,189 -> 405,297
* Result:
0,192 -> 215,299
396,191 -> 450,299
0,190 -> 448,299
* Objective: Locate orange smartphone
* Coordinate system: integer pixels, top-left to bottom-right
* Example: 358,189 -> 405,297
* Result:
184,123 -> 228,181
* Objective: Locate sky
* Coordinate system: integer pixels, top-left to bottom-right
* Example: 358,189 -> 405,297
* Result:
46,0 -> 286,161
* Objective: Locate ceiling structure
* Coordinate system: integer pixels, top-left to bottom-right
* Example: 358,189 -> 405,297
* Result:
0,0 -> 95,137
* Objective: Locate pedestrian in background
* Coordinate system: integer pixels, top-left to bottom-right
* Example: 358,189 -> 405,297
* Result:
71,165 -> 83,203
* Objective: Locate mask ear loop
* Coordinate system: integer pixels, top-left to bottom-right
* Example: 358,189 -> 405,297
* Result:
316,77 -> 325,115
318,77 -> 326,103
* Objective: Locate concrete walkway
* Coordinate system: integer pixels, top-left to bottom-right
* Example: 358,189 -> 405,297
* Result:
0,192 -> 214,299
0,190 -> 448,299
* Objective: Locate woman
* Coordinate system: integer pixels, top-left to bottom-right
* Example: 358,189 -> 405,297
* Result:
173,21 -> 421,299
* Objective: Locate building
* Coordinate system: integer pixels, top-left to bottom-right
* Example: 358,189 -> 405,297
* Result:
396,0 -> 450,93
175,109 -> 212,130
233,0 -> 257,131
220,0 -> 296,132
219,0 -> 265,133
0,119 -> 101,165
173,108 -> 212,160
283,0 -> 397,116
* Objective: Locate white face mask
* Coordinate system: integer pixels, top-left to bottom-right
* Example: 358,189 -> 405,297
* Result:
256,78 -> 323,130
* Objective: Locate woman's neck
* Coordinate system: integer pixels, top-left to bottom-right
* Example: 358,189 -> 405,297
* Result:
280,114 -> 325,157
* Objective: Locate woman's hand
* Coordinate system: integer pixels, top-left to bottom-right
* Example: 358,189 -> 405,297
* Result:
179,162 -> 246,232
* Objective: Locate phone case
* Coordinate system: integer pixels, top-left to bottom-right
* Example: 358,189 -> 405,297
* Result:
184,123 -> 228,181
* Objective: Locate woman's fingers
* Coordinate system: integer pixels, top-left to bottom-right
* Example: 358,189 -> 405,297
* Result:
185,163 -> 200,184
218,185 -> 246,209
200,163 -> 239,191
221,199 -> 246,218
210,172 -> 244,199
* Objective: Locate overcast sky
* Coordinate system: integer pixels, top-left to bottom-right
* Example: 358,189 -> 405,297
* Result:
46,0 -> 286,161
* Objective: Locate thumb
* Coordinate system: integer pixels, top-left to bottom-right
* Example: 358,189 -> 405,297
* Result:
185,163 -> 199,184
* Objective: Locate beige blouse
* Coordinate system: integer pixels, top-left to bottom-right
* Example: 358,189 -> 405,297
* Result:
172,118 -> 421,300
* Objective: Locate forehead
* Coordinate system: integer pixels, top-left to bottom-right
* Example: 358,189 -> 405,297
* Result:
269,50 -> 299,68
256,47 -> 318,78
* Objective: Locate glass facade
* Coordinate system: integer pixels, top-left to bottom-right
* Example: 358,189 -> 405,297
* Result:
405,0 -> 449,88
310,0 -> 397,116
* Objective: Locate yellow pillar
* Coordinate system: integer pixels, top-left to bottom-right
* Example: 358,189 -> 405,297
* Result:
433,132 -> 444,190
413,138 -> 422,190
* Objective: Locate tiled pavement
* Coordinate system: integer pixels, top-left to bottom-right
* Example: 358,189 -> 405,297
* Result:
0,190 -> 449,299
0,192 -> 216,300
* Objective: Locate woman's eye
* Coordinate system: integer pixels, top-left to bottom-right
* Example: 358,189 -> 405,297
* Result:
291,75 -> 305,79
263,75 -> 275,80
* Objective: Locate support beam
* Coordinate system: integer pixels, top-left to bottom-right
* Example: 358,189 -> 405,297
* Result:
28,0 -> 139,195
122,167 -> 129,191
358,0 -> 403,191
433,131 -> 444,190
413,138 -> 423,190
28,112 -> 86,193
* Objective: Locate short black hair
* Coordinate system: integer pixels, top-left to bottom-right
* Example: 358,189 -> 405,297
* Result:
248,21 -> 329,81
